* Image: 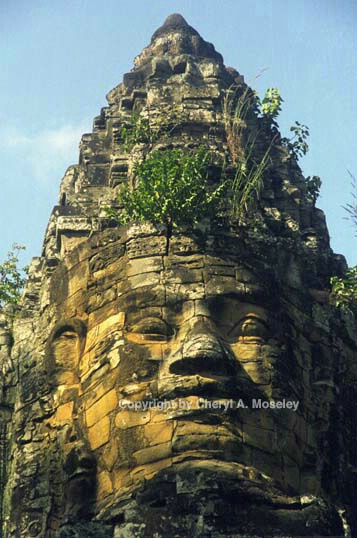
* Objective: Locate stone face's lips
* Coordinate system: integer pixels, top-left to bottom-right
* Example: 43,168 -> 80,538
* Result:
68,469 -> 94,481
156,378 -> 262,415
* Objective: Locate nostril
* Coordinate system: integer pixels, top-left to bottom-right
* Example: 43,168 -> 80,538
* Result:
79,456 -> 96,469
169,336 -> 235,377
169,354 -> 235,376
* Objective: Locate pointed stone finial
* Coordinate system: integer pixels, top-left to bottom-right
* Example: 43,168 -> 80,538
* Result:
151,13 -> 199,42
162,13 -> 190,29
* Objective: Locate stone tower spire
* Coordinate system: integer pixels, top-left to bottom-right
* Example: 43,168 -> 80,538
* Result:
28,12 -> 337,294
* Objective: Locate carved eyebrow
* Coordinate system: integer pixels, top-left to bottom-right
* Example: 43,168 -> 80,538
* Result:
49,319 -> 87,343
207,290 -> 271,307
128,317 -> 174,336
119,288 -> 185,311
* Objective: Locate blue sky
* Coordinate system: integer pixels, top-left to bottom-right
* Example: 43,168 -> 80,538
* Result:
0,0 -> 356,270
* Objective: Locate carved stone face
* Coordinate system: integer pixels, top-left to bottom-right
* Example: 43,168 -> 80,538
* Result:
44,226 -> 347,535
63,441 -> 97,521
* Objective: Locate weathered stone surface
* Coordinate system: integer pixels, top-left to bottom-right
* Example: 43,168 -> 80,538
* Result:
1,12 -> 356,538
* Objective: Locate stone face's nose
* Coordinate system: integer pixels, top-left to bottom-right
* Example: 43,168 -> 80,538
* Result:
169,318 -> 235,376
64,443 -> 97,478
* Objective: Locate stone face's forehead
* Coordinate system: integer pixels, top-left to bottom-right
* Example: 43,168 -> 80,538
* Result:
78,240 -> 275,332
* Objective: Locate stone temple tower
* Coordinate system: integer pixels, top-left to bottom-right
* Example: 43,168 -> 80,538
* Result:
1,14 -> 356,538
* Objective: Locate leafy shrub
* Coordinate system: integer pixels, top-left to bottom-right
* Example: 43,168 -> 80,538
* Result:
330,265 -> 357,313
260,88 -> 283,120
0,244 -> 27,307
330,173 -> 357,314
121,112 -> 159,150
108,147 -> 225,231
305,175 -> 322,204
282,121 -> 310,160
121,107 -> 187,151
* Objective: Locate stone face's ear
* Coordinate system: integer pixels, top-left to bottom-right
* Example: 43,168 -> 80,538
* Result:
46,319 -> 87,387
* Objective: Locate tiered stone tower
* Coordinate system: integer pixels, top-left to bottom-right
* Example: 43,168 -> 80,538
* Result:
1,14 -> 356,538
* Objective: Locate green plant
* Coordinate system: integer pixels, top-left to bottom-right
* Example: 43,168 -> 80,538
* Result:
121,112 -> 159,150
305,175 -> 322,204
121,106 -> 186,152
260,88 -> 283,120
223,84 -> 276,220
229,139 -> 274,220
282,121 -> 310,160
108,147 -> 225,232
0,244 -> 27,307
223,84 -> 262,165
330,265 -> 357,313
329,172 -> 357,313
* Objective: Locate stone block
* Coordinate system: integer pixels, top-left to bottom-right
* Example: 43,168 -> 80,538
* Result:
128,272 -> 161,290
126,236 -> 167,259
133,442 -> 172,465
115,409 -> 151,429
52,401 -> 74,426
83,371 -> 118,411
131,457 -> 173,480
243,422 -> 275,453
97,470 -> 113,499
113,467 -> 132,490
88,415 -> 110,450
98,312 -> 125,334
231,342 -> 263,361
240,360 -> 271,385
144,421 -> 174,446
102,440 -> 119,471
127,257 -> 163,277
86,389 -> 118,427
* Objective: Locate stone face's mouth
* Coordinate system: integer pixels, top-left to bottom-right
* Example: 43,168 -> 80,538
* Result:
143,396 -> 244,420
66,456 -> 97,484
68,469 -> 93,481
157,372 -> 261,407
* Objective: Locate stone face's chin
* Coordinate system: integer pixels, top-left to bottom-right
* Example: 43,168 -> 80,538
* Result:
101,461 -> 344,537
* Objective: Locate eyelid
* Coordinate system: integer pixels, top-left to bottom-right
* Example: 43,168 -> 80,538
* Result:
128,317 -> 174,338
55,331 -> 78,340
229,316 -> 269,339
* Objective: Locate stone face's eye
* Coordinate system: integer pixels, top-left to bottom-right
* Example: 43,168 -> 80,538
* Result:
129,318 -> 174,341
230,316 -> 269,341
56,331 -> 78,341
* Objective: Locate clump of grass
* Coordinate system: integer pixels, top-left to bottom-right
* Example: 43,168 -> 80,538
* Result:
223,84 -> 277,220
